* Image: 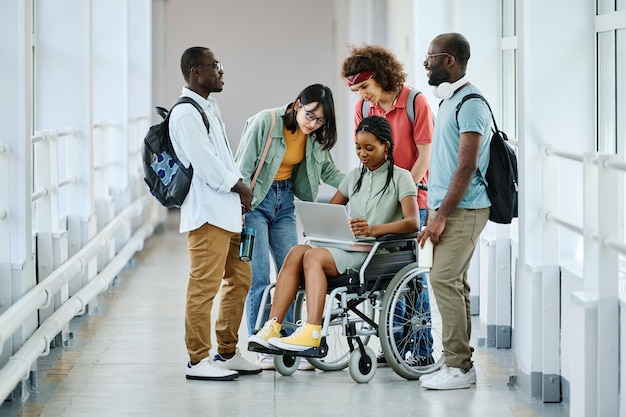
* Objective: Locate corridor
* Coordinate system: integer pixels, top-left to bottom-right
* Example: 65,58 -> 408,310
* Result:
0,210 -> 566,417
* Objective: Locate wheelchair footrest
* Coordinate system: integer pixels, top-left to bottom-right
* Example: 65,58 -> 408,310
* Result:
247,338 -> 329,358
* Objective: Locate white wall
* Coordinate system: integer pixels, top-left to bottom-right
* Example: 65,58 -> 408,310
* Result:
514,0 -> 596,402
162,0 -> 337,156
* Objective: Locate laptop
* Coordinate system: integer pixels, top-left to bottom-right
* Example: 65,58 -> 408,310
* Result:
294,201 -> 375,250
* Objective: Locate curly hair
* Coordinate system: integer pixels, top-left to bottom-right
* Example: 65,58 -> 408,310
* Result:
352,116 -> 395,196
341,44 -> 406,93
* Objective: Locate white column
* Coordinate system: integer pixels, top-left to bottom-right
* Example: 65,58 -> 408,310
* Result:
517,0 -> 595,402
0,0 -> 38,399
589,155 -> 619,417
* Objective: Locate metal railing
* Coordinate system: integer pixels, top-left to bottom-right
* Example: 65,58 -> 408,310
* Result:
1,113 -> 159,403
541,144 -> 625,417
0,195 -> 160,402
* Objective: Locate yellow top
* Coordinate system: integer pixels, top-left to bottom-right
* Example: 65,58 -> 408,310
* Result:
275,126 -> 306,180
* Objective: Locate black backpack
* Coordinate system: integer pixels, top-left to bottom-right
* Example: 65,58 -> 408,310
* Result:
142,97 -> 209,208
455,93 -> 518,224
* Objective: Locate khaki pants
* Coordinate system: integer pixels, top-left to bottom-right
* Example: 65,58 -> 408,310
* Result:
185,223 -> 252,363
428,207 -> 489,371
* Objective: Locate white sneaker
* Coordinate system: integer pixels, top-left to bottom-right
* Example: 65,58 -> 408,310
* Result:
419,364 -> 445,382
214,349 -> 262,375
420,365 -> 476,384
255,353 -> 275,370
420,366 -> 473,390
186,358 -> 239,381
468,366 -> 476,384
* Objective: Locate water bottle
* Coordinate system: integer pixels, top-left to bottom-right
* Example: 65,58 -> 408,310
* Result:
239,227 -> 256,262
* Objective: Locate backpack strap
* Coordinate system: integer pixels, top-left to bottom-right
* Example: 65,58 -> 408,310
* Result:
361,99 -> 371,119
250,109 -> 276,190
454,93 -> 507,182
454,93 -> 499,133
360,87 -> 420,125
171,97 -> 210,134
155,97 -> 211,172
405,87 -> 419,126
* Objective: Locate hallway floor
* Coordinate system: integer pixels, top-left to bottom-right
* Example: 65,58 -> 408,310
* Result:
1,209 -> 568,417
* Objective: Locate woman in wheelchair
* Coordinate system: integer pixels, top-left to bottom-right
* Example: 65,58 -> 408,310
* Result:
249,116 -> 419,352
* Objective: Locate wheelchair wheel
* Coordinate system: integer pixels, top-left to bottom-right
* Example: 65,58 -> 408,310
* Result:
379,263 -> 444,380
294,291 -> 375,372
274,354 -> 300,376
348,346 -> 377,383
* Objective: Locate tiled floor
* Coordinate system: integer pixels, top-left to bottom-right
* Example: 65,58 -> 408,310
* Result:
1,209 -> 568,417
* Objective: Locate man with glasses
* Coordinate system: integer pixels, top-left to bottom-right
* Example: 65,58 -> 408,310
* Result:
418,33 -> 492,390
169,46 -> 261,381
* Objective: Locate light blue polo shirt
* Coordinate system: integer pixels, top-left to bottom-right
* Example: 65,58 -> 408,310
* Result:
427,85 -> 492,210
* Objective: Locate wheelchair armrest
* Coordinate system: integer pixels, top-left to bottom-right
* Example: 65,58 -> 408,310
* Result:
374,232 -> 418,242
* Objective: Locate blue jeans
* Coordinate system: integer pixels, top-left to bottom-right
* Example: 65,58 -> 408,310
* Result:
393,209 -> 433,359
244,180 -> 298,336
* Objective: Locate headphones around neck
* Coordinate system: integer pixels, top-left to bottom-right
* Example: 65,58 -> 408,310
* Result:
432,75 -> 469,100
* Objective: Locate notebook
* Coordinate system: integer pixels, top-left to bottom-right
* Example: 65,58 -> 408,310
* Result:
294,201 -> 375,251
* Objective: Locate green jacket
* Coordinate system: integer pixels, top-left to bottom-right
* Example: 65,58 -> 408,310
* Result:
235,104 -> 345,210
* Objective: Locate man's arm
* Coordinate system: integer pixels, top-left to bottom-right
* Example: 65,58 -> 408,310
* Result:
410,94 -> 434,185
411,142 -> 431,184
418,131 -> 482,245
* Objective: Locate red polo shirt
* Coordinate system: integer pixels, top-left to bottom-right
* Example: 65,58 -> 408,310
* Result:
353,85 -> 434,209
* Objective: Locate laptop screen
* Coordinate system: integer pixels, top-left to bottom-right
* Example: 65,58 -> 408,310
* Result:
294,201 -> 375,244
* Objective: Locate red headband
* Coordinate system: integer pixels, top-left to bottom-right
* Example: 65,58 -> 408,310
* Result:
346,70 -> 376,87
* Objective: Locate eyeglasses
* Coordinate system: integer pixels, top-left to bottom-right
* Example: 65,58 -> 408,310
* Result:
194,61 -> 224,72
300,103 -> 327,126
424,52 -> 454,61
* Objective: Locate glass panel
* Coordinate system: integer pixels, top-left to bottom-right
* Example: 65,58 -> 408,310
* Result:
501,0 -> 517,140
618,0 -> 625,11
617,28 -> 625,286
597,0 -> 615,14
597,31 -> 616,154
502,49 -> 517,141
502,0 -> 516,37
617,29 -> 625,158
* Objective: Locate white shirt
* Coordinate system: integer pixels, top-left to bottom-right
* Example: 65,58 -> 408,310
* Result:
169,87 -> 243,233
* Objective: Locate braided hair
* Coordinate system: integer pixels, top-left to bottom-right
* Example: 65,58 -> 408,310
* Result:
352,116 -> 395,196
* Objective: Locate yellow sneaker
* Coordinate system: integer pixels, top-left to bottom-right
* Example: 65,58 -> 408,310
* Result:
268,323 -> 322,351
248,318 -> 281,348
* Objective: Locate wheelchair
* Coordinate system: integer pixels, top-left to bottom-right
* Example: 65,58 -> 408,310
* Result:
248,233 -> 444,383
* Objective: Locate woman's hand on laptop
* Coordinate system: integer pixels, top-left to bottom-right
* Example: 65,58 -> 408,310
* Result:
349,218 -> 371,237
